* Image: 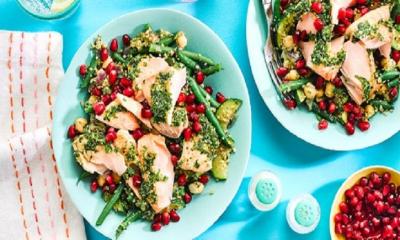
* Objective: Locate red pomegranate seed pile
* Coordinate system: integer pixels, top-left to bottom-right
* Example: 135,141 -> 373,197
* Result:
334,172 -> 400,239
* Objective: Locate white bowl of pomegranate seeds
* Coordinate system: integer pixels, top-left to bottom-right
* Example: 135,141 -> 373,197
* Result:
330,166 -> 400,240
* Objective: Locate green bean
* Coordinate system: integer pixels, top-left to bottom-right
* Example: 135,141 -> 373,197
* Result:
80,53 -> 98,88
76,171 -> 93,185
159,36 -> 174,46
148,44 -> 175,55
112,52 -> 127,64
199,86 -> 220,108
387,79 -> 399,88
201,64 -> 222,75
188,77 -> 231,146
181,50 -> 215,66
312,103 -> 336,123
116,211 -> 141,238
381,70 -> 400,81
96,184 -> 124,226
280,78 -> 309,93
371,100 -> 394,111
177,50 -> 199,70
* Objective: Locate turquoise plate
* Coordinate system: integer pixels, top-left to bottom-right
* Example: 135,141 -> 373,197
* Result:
246,0 -> 400,151
53,9 -> 251,240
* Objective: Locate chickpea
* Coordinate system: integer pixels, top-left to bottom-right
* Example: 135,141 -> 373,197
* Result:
315,89 -> 325,101
188,181 -> 204,195
303,82 -> 317,100
112,172 -> 121,184
381,58 -> 396,71
175,31 -> 187,49
97,175 -> 106,187
282,35 -> 295,51
365,104 -> 375,119
74,118 -> 87,133
325,82 -> 335,98
285,69 -> 300,81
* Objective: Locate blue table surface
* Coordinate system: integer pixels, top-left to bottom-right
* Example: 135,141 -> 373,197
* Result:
2,0 -> 400,239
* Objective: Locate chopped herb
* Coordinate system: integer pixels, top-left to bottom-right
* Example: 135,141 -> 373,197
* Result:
354,22 -> 383,41
356,75 -> 371,100
151,72 -> 172,123
311,41 -> 346,66
172,108 -> 187,127
103,105 -> 125,121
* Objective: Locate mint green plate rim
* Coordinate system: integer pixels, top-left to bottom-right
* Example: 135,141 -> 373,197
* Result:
246,0 -> 400,151
52,8 -> 251,240
17,0 -> 80,19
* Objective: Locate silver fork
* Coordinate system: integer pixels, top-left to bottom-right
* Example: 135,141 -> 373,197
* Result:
261,0 -> 295,107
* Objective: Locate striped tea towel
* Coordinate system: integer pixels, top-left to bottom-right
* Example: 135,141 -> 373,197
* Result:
0,31 -> 86,240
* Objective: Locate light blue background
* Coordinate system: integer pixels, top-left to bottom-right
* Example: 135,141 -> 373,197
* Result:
1,0 -> 400,239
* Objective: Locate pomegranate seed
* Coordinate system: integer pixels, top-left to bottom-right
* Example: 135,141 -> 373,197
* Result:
112,85 -> 122,94
360,6 -> 368,16
300,30 -> 308,41
334,213 -> 342,223
196,103 -> 206,114
389,87 -> 398,99
189,112 -> 199,122
109,183 -> 116,193
79,64 -> 87,76
318,101 -> 326,110
332,76 -> 343,87
276,67 -> 288,78
350,196 -> 359,207
91,87 -> 102,96
183,193 -> 192,203
169,143 -> 181,155
335,223 -> 343,234
335,24 -> 346,36
105,131 -> 117,143
177,174 -> 187,186
110,38 -> 118,52
338,8 -> 347,21
318,119 -> 328,130
283,99 -> 297,110
196,71 -> 205,84
192,121 -> 202,133
105,175 -> 114,185
183,128 -> 192,141
108,69 -> 117,85
339,202 -> 349,213
345,189 -> 355,199
293,31 -> 300,45
67,125 -> 76,139
119,77 -> 132,88
186,93 -> 196,104
383,172 -> 391,184
186,103 -> 196,113
107,127 -> 116,133
298,68 -> 310,76
199,175 -> 209,185
345,8 -> 354,19
313,18 -> 324,32
161,212 -> 170,225
356,0 -> 367,5
205,86 -> 213,94
311,2 -> 323,14
396,15 -> 400,25
132,175 -> 142,188
315,77 -> 325,89
153,214 -> 162,223
93,102 -> 106,115
123,87 -> 134,97
280,0 -> 288,9
170,210 -> 180,222
342,18 -> 351,27
216,92 -> 226,103
345,122 -> 355,135
122,34 -> 131,46
359,177 -> 368,186
90,180 -> 98,192
383,225 -> 394,238
328,103 -> 336,114
392,50 -> 400,62
131,128 -> 144,140
105,62 -> 115,74
295,59 -> 305,70
357,121 -> 370,132
151,222 -> 162,231
343,102 -> 354,113
102,94 -> 112,105
141,108 -> 153,119
171,155 -> 178,166
100,48 -> 109,61
177,92 -> 186,104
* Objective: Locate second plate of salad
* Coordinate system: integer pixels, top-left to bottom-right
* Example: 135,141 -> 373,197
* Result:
53,9 -> 251,240
247,0 -> 400,150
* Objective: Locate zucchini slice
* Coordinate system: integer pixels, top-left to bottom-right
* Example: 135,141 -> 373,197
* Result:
215,98 -> 242,130
211,146 -> 232,181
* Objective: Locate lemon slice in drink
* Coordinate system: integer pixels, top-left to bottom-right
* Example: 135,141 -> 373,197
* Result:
50,0 -> 75,13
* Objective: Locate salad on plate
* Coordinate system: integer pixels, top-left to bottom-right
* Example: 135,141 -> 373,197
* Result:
270,0 -> 400,134
66,24 -> 242,237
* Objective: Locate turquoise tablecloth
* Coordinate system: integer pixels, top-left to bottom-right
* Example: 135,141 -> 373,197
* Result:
2,0 -> 400,239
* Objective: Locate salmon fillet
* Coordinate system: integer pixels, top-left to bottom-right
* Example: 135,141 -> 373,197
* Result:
96,99 -> 140,131
296,12 -> 318,34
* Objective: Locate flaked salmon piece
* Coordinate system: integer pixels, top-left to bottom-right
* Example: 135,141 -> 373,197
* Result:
296,12 -> 318,34
152,107 -> 189,139
179,136 -> 211,174
379,42 -> 392,59
137,134 -> 174,213
126,177 -> 142,200
116,93 -> 152,129
330,0 -> 356,25
299,36 -> 345,81
341,41 -> 374,105
114,129 -> 136,155
142,75 -> 157,105
91,147 -> 127,176
165,68 -> 187,125
345,5 -> 391,49
96,99 -> 140,131
72,135 -> 108,175
133,57 -> 170,102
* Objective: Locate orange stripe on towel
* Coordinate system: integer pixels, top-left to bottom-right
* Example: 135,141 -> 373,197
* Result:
45,33 -> 53,121
8,142 -> 29,240
8,32 -> 15,134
